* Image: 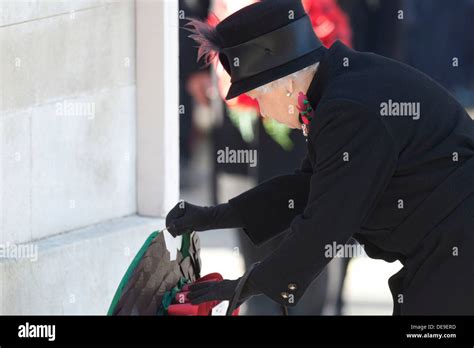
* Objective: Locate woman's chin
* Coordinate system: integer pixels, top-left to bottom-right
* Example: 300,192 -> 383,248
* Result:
289,123 -> 300,129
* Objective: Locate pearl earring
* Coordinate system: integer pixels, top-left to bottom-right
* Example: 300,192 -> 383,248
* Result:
286,91 -> 293,97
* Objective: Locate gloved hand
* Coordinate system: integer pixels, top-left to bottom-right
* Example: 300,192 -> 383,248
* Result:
166,201 -> 243,237
186,277 -> 259,305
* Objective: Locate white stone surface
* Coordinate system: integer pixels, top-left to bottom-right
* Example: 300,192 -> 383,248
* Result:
136,0 -> 179,218
1,85 -> 137,244
0,0 -> 182,315
1,108 -> 32,243
1,0 -> 137,243
0,215 -> 166,315
1,0 -> 135,113
0,0 -> 116,27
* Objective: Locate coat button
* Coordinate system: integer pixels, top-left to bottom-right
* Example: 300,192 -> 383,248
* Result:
280,292 -> 289,299
288,283 -> 297,291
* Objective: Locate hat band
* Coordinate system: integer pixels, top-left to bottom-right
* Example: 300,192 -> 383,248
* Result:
221,15 -> 323,83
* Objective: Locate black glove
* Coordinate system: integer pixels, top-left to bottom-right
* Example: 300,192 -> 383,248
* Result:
166,201 -> 243,237
187,276 -> 260,305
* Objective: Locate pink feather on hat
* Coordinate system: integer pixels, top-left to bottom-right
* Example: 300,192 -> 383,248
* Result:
184,14 -> 222,67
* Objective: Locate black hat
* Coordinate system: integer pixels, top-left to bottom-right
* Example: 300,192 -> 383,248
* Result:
186,0 -> 326,100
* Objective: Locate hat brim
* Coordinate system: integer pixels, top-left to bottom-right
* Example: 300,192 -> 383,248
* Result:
225,47 -> 327,100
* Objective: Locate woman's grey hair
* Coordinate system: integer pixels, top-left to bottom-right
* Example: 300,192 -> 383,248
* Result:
253,62 -> 319,94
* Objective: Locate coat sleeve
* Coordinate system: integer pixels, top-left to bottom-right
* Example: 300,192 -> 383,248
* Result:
228,153 -> 313,246
248,100 -> 399,306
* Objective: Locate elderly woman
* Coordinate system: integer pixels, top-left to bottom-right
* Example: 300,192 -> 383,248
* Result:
166,0 -> 474,315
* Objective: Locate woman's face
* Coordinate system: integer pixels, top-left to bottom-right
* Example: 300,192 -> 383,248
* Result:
246,85 -> 300,129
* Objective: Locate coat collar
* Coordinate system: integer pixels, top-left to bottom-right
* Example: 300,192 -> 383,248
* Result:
306,40 -> 348,110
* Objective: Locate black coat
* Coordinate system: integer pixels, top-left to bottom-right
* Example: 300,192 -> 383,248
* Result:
229,41 -> 474,315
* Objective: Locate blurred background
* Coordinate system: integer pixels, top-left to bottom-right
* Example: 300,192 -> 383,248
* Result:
178,0 -> 474,316
0,0 -> 473,315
